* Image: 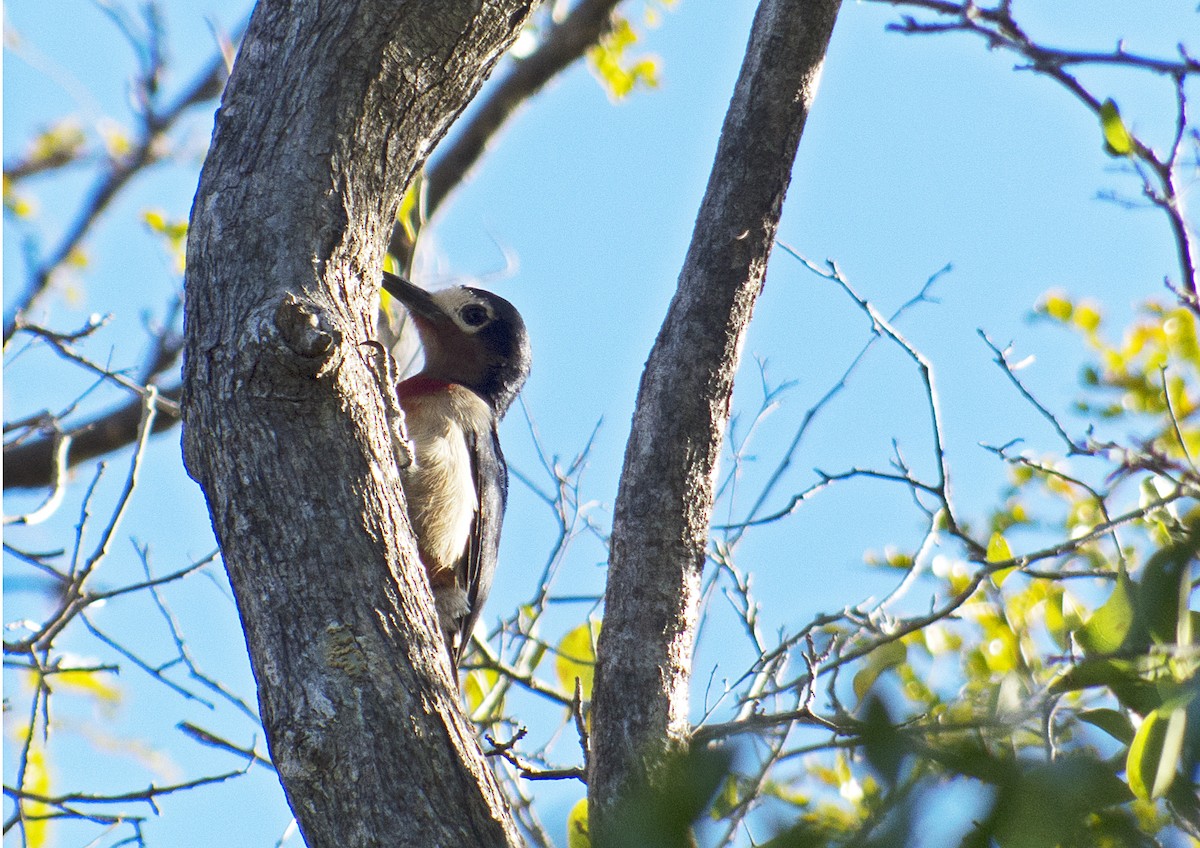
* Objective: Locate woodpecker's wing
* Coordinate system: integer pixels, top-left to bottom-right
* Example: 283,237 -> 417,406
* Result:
457,422 -> 507,663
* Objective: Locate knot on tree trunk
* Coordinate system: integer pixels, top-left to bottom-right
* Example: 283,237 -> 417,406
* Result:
274,293 -> 341,376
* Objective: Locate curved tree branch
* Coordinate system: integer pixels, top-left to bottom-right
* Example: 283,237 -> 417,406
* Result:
872,0 -> 1200,306
3,383 -> 182,490
389,0 -> 625,259
5,315 -> 183,491
588,0 -> 842,839
181,2 -> 534,846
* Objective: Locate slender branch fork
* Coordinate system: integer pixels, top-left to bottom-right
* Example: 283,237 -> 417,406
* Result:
4,304 -> 187,492
3,381 -> 245,840
869,0 -> 1199,309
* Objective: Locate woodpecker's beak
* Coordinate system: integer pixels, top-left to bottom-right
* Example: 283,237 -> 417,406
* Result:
382,272 -> 476,382
381,272 -> 447,323
380,270 -> 530,415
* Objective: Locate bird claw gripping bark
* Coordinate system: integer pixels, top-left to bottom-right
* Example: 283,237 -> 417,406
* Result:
360,339 -> 414,470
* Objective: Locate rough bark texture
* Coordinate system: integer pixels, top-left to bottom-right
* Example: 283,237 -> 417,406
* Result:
181,2 -> 533,846
589,0 -> 842,836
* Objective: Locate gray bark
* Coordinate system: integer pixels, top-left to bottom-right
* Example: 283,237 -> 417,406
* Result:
181,2 -> 533,846
589,0 -> 842,837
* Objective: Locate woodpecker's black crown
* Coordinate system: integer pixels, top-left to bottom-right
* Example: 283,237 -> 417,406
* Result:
457,286 -> 531,417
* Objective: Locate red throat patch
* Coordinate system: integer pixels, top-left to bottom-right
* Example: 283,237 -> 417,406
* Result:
397,375 -> 452,399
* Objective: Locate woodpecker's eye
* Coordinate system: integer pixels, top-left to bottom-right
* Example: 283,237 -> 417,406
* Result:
460,304 -> 489,327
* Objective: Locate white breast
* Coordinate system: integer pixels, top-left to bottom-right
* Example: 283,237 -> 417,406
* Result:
399,386 -> 492,575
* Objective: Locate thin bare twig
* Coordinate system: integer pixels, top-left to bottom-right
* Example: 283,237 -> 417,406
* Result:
871,0 -> 1198,306
723,250 -> 948,544
15,323 -> 180,418
137,544 -> 259,721
3,15 -> 244,344
178,721 -> 274,771
978,330 -> 1084,454
4,766 -> 250,807
1161,365 -> 1200,475
484,728 -> 587,783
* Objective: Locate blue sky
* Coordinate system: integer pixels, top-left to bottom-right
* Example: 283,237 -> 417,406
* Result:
4,1 -> 1197,845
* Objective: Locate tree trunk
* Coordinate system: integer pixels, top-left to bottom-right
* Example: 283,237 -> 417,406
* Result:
181,2 -> 533,846
589,0 -> 842,837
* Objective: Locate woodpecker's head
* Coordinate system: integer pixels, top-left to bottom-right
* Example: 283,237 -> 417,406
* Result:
382,272 -> 531,416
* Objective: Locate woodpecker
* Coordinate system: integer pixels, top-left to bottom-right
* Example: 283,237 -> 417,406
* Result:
381,271 -> 531,665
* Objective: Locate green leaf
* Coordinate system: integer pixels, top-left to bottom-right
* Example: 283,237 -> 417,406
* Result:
1136,524 -> 1199,648
1038,292 -> 1074,322
1052,658 -> 1126,692
1078,572 -> 1136,655
1044,588 -> 1084,651
53,667 -> 122,705
396,171 -> 425,244
1100,98 -> 1134,156
141,209 -> 188,242
1127,704 -> 1187,800
1072,300 -> 1103,333
988,534 -> 1018,587
1079,708 -> 1136,745
759,824 -> 828,848
986,531 -> 1013,563
1050,657 -> 1161,715
852,638 -> 906,701
859,693 -> 905,786
463,667 -> 501,718
586,16 -> 662,101
555,620 -> 600,699
970,756 -> 1132,848
709,775 -> 739,820
389,171 -> 426,275
22,744 -> 52,848
566,797 -> 590,848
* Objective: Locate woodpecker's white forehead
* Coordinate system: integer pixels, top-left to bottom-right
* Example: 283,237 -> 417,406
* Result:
430,286 -> 494,332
